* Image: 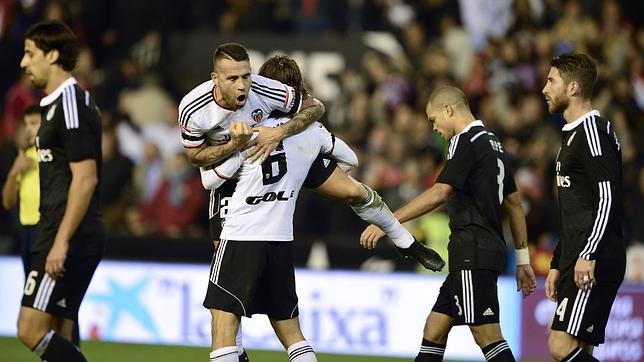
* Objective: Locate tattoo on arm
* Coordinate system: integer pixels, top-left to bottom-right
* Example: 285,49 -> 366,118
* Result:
187,142 -> 240,167
280,98 -> 325,137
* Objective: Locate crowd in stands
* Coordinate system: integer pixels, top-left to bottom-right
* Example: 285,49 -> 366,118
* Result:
0,0 -> 642,280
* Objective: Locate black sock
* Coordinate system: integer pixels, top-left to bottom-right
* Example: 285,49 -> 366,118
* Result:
415,339 -> 445,362
481,340 -> 515,361
561,347 -> 599,362
239,349 -> 249,361
33,330 -> 87,362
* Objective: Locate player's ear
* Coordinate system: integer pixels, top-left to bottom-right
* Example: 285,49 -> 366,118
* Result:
210,72 -> 217,83
45,49 -> 59,65
443,103 -> 453,117
568,81 -> 579,97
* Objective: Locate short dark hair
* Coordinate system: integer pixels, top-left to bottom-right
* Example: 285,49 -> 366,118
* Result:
258,55 -> 307,96
551,53 -> 598,99
25,20 -> 78,71
212,43 -> 249,70
23,104 -> 41,117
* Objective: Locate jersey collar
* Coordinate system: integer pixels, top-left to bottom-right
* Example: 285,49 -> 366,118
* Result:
40,77 -> 77,107
562,109 -> 600,131
458,120 -> 484,135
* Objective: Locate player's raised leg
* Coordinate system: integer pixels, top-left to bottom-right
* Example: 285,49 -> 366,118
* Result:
315,167 -> 445,271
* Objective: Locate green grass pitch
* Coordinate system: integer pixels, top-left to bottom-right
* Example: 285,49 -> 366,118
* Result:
0,337 -> 418,361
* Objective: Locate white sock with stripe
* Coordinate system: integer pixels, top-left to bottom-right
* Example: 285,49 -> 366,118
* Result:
350,184 -> 414,248
287,340 -> 316,362
210,346 -> 239,362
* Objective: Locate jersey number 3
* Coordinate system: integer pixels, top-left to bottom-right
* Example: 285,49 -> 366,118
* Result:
496,158 -> 505,204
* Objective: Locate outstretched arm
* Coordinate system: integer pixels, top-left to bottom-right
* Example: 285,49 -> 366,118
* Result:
360,183 -> 453,247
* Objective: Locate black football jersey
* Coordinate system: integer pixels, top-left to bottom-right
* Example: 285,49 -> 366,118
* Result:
35,78 -> 104,255
551,110 -> 625,281
436,120 -> 517,272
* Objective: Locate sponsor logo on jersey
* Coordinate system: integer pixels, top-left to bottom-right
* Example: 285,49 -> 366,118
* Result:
567,131 -> 577,146
38,149 -> 54,162
556,162 -> 571,187
251,109 -> 264,123
246,190 -> 294,205
46,104 -> 56,121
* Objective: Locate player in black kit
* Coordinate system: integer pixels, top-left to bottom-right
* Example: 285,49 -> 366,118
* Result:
16,21 -> 104,362
361,86 -> 536,362
542,53 -> 625,362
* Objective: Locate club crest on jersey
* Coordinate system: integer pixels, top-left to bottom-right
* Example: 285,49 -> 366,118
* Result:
251,109 -> 264,123
46,104 -> 56,121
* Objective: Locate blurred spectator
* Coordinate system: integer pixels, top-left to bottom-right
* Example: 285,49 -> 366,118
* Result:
129,152 -> 204,238
101,124 -> 133,232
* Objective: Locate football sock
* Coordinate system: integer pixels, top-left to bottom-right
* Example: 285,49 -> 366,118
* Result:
287,340 -> 317,362
210,346 -> 239,362
33,330 -> 87,362
415,339 -> 445,361
561,347 -> 599,361
482,340 -> 515,361
350,184 -> 414,248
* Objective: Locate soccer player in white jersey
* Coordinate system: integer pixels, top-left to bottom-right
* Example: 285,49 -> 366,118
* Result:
205,116 -> 344,362
178,42 -> 326,168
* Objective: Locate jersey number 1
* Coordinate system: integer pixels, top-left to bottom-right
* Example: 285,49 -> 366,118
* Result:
496,158 -> 505,204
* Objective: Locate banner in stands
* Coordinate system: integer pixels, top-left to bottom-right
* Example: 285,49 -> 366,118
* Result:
0,256 -> 525,359
521,284 -> 643,361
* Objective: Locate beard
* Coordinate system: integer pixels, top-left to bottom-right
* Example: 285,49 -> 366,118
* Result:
548,93 -> 569,114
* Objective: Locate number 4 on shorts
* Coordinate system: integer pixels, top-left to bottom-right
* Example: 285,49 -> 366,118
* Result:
556,297 -> 568,322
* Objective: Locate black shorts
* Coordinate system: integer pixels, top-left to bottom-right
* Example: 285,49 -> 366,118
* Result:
550,276 -> 621,345
432,269 -> 500,326
21,251 -> 101,320
303,153 -> 337,189
203,240 -> 298,320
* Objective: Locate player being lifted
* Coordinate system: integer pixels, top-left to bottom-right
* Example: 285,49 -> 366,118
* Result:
179,43 -> 444,270
362,86 -> 536,362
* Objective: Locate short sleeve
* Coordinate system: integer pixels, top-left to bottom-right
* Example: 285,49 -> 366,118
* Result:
178,96 -> 207,148
251,75 -> 302,115
436,134 -> 476,190
61,91 -> 100,162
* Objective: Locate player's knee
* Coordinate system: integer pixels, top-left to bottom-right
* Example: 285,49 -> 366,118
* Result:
423,323 -> 448,344
469,325 -> 502,348
16,317 -> 43,348
345,183 -> 367,204
547,332 -> 576,361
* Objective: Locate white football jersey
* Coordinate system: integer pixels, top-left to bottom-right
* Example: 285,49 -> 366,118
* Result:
220,118 -> 335,241
178,75 -> 301,148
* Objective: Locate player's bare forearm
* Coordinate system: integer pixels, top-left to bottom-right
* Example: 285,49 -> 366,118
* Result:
394,183 -> 453,224
186,142 -> 241,167
278,97 -> 325,138
1,172 -> 19,209
53,159 -> 98,247
503,191 -> 528,249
